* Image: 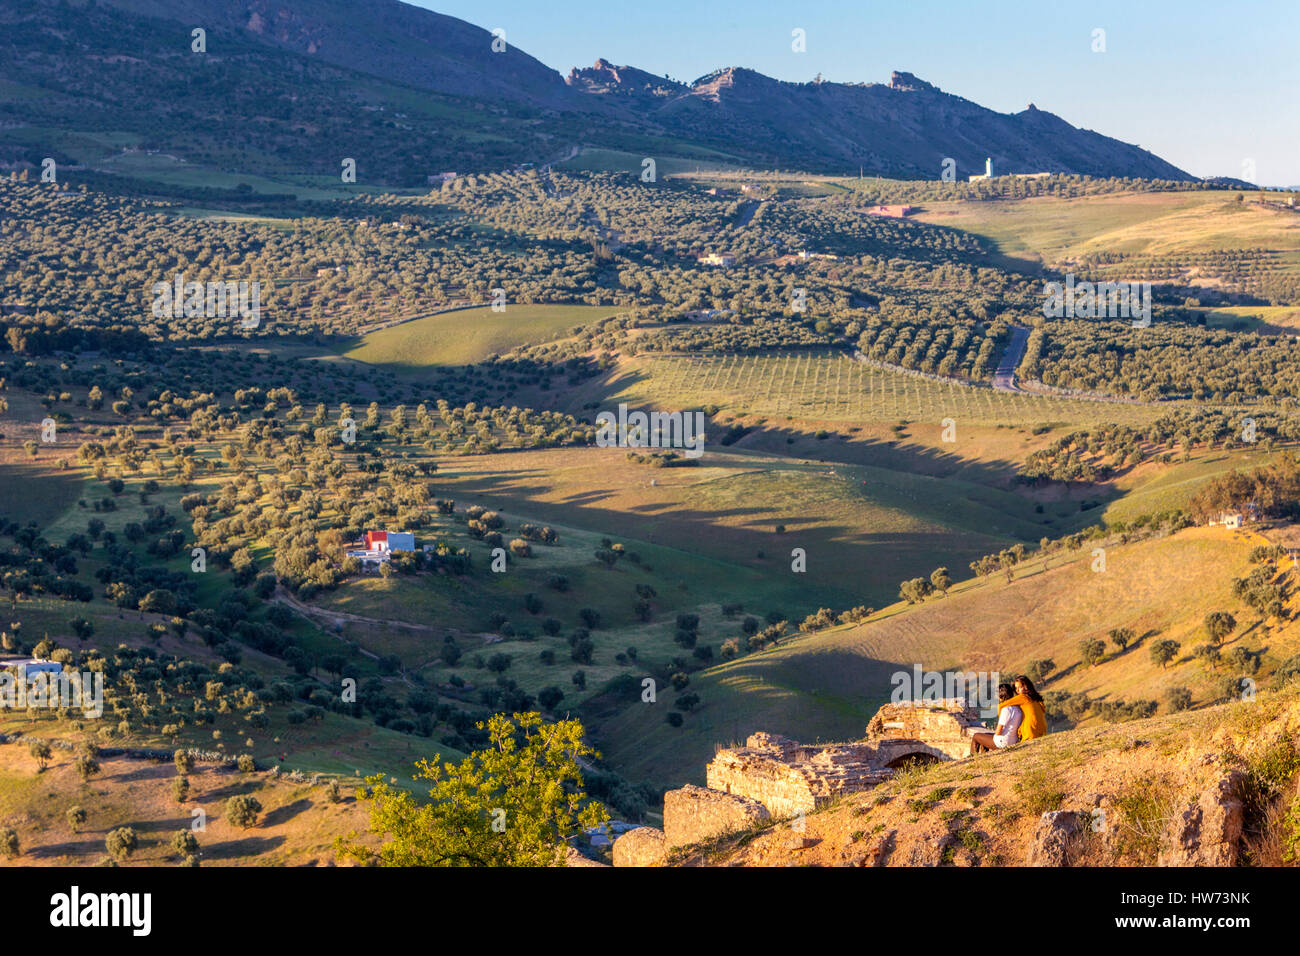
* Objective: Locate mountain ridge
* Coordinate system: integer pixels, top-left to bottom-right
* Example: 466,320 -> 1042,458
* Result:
4,0 -> 1196,181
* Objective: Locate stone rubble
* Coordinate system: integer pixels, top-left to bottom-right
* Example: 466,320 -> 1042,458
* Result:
614,699 -> 987,865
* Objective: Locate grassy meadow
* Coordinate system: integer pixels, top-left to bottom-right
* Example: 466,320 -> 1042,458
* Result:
341,303 -> 619,368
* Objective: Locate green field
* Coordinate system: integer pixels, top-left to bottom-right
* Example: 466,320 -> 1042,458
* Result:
341,304 -> 620,368
0,464 -> 84,528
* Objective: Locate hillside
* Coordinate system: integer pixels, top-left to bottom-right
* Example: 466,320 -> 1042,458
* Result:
100,0 -> 588,109
591,524 -> 1297,787
0,1 -> 1197,182
676,686 -> 1300,867
914,189 -> 1300,290
0,745 -> 374,866
574,65 -> 1193,180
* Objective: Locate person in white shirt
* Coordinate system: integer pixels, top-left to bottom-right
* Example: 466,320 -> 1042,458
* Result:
970,683 -> 1022,754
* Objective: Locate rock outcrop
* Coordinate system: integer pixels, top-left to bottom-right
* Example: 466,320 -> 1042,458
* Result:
612,827 -> 668,867
1028,810 -> 1087,867
1158,771 -> 1246,867
663,785 -> 771,848
633,700 -> 987,863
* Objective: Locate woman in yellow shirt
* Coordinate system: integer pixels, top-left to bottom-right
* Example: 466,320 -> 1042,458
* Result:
998,676 -> 1047,741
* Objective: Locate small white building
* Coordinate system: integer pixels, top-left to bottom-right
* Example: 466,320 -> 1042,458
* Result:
346,530 -> 417,568
1,658 -> 63,676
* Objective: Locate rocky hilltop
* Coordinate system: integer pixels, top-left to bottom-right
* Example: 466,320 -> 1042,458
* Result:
571,61 -> 1191,179
610,691 -> 1300,867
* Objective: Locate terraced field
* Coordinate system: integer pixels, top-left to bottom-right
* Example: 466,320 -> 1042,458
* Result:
627,350 -> 1168,426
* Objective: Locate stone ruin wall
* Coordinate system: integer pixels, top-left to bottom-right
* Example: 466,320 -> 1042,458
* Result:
866,699 -> 987,762
614,700 -> 990,864
706,733 -> 890,818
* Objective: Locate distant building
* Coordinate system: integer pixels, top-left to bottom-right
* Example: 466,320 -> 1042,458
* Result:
968,159 -> 1054,182
700,253 -> 735,267
427,172 -> 458,185
1,658 -> 63,676
968,157 -> 994,181
363,531 -> 415,552
347,530 -> 417,568
1209,506 -> 1259,529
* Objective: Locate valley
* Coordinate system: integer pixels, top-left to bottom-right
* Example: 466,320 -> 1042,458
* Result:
0,0 -> 1296,885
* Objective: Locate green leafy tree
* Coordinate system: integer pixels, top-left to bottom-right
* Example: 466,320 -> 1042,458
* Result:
1078,638 -> 1107,668
1203,612 -> 1237,645
29,739 -> 52,772
348,712 -> 608,867
1194,644 -> 1222,670
899,577 -> 934,604
171,830 -> 199,856
1165,686 -> 1193,713
67,807 -> 87,832
1150,639 -> 1181,669
929,567 -> 951,596
1024,659 -> 1055,684
1108,627 -> 1136,651
224,795 -> 263,829
106,826 -> 138,861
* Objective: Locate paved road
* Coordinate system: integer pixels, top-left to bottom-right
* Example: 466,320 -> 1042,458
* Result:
539,144 -> 580,173
992,324 -> 1030,392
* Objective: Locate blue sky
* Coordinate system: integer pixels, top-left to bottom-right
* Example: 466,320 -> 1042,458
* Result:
416,0 -> 1299,185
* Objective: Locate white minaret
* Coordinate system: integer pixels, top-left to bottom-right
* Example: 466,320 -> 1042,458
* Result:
985,157 -> 993,178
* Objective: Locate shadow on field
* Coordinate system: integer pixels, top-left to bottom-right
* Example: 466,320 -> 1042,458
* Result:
263,798 -> 312,826
443,462 -> 1034,607
204,834 -> 286,860
108,764 -> 172,784
733,422 -> 1028,486
27,837 -> 110,858
198,779 -> 261,803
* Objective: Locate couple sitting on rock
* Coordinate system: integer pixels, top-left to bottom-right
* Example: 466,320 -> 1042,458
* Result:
969,676 -> 1046,755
